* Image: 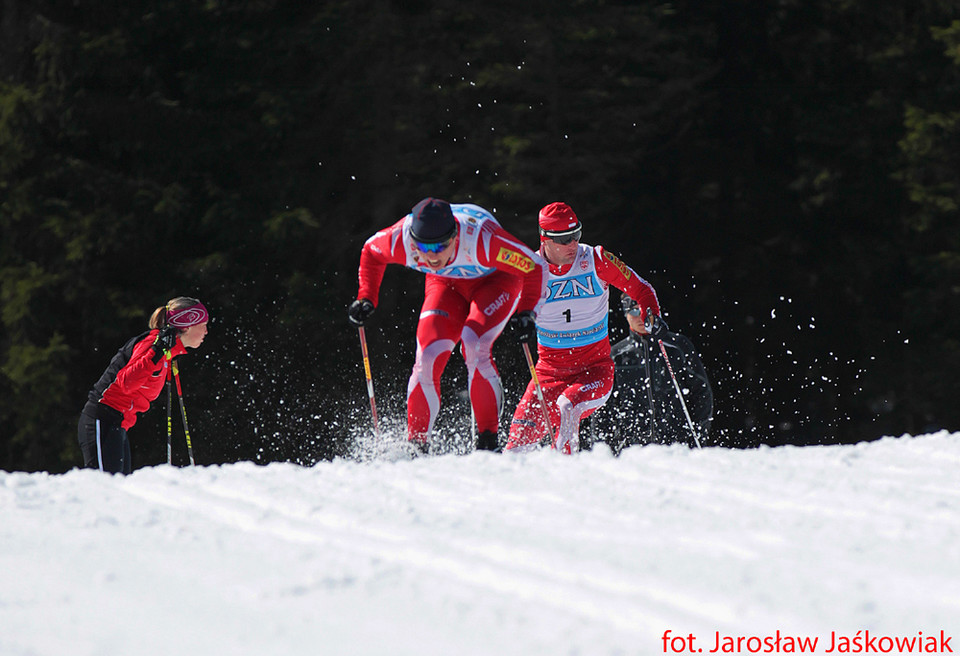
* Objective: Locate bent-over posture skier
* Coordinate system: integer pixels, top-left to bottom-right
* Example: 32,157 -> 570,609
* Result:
78,297 -> 209,474
505,202 -> 661,454
349,198 -> 547,453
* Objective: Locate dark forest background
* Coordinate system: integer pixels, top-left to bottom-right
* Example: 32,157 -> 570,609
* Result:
2,0 -> 958,473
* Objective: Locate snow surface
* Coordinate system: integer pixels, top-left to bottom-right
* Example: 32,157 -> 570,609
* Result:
2,432 -> 959,656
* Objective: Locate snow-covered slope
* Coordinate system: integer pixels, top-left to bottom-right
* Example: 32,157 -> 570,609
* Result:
2,432 -> 958,656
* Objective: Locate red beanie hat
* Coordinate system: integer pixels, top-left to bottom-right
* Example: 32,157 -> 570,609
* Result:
538,202 -> 581,242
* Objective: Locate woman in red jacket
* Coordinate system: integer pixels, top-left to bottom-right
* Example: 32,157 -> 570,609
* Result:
78,297 -> 209,474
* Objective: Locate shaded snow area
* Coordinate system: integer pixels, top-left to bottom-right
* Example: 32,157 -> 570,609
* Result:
2,432 -> 959,656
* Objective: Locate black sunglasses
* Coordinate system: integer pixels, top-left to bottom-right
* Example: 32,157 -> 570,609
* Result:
542,227 -> 581,245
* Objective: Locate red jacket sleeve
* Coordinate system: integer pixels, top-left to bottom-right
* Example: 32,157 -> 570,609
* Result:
477,226 -> 547,315
113,334 -> 163,394
357,218 -> 408,306
593,245 -> 660,322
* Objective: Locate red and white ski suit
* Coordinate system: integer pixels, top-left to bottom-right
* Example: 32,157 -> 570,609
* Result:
506,243 -> 659,453
357,204 -> 547,444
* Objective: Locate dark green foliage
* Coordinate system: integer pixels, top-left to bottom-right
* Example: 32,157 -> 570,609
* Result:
1,0 -> 958,472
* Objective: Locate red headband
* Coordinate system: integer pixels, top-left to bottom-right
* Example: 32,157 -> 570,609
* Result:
167,302 -> 209,328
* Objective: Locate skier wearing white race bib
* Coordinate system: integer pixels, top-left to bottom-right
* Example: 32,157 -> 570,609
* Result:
349,198 -> 547,453
505,202 -> 661,454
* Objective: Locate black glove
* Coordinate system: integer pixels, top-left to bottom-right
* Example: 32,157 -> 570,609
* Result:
348,298 -> 375,326
645,311 -> 669,338
509,310 -> 537,345
151,325 -> 177,362
621,294 -> 640,316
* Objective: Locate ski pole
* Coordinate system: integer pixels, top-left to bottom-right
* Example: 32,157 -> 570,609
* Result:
640,307 -> 660,443
171,359 -> 196,465
357,326 -> 381,437
657,339 -> 702,449
521,342 -> 555,447
166,375 -> 173,465
640,335 -> 658,443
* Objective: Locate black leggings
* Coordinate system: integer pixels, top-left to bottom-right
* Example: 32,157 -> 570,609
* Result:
78,404 -> 132,475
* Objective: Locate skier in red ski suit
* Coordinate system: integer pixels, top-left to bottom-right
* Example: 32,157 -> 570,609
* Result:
506,202 -> 661,454
349,198 -> 547,453
78,297 -> 209,474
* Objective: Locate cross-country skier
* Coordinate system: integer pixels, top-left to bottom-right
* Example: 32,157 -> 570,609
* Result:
590,292 -> 713,452
505,202 -> 661,454
78,297 -> 209,474
348,198 -> 547,453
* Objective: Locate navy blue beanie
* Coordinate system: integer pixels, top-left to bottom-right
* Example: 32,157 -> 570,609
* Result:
410,198 -> 457,243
